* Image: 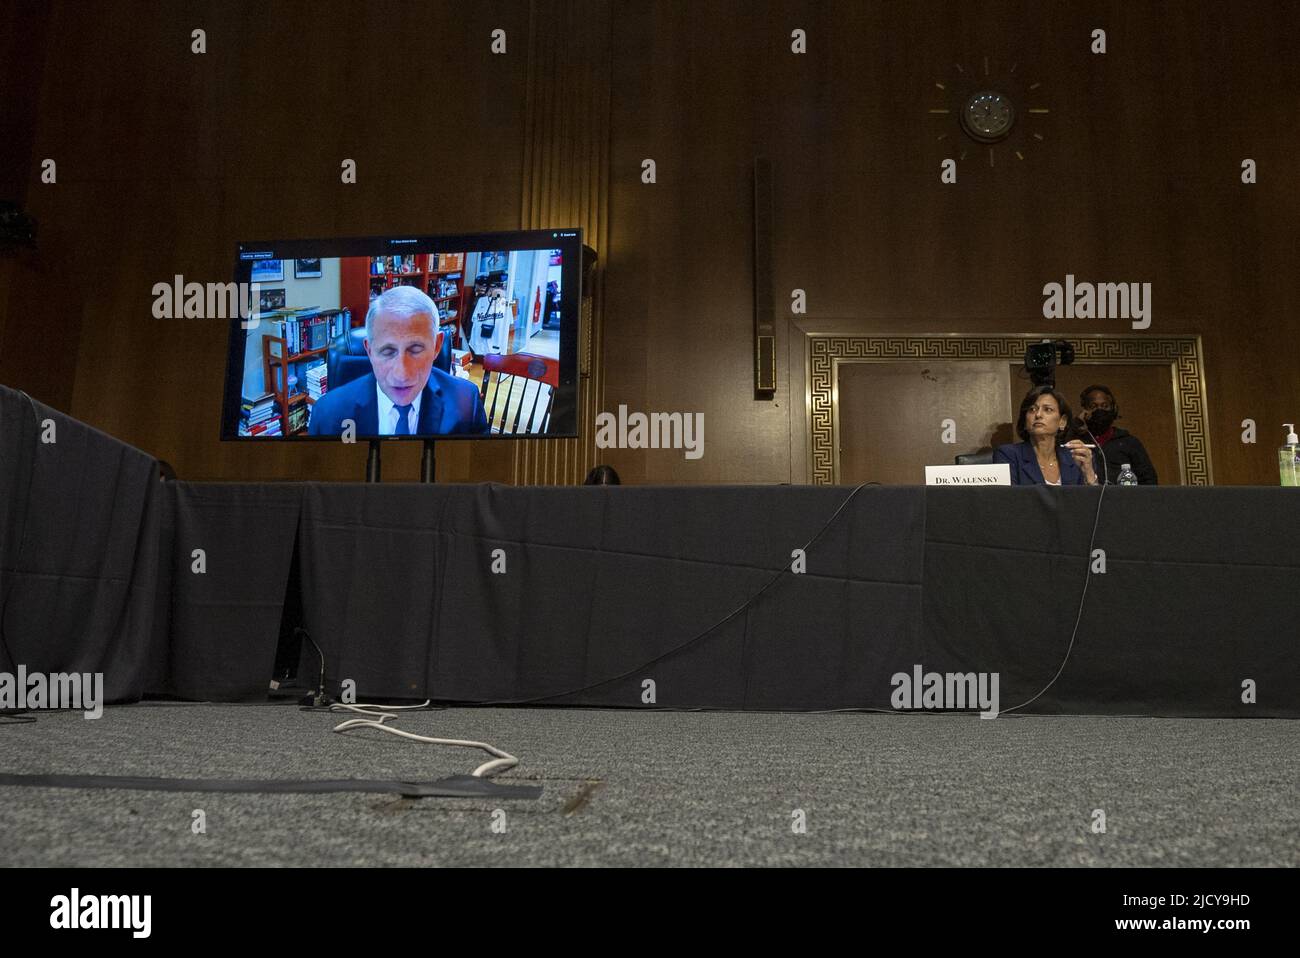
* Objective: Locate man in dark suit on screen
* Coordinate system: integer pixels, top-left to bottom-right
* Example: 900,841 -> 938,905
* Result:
308,285 -> 488,437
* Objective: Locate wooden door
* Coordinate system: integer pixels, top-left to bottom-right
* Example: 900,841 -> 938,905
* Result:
837,361 -> 1013,484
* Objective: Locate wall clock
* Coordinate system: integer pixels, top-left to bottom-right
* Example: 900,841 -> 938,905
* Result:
960,90 -> 1015,143
928,58 -> 1049,167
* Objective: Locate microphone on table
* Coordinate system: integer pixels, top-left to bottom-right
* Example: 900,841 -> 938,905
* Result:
1074,416 -> 1109,485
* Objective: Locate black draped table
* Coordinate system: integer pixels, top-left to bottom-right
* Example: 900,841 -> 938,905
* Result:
3,384 -> 1296,717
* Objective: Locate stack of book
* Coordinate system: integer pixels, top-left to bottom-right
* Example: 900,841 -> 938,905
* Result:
281,308 -> 348,355
305,363 -> 328,400
239,393 -> 282,437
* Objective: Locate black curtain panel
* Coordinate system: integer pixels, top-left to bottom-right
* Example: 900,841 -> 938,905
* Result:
0,384 -> 164,702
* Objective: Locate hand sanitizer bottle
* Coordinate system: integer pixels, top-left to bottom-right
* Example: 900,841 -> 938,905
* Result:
1117,464 -> 1138,486
1281,424 -> 1300,487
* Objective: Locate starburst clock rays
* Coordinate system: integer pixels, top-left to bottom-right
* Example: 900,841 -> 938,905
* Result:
928,57 -> 1049,168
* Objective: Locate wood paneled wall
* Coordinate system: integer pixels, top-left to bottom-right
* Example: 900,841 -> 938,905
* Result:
4,1 -> 1298,484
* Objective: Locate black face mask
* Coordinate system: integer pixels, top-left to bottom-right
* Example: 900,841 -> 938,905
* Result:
1085,408 -> 1117,433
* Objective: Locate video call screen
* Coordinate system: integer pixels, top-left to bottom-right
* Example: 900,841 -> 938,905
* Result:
220,229 -> 581,441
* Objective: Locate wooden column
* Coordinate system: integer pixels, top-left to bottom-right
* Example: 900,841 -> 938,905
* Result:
513,0 -> 613,486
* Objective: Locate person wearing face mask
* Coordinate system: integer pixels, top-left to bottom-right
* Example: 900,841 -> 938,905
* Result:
1076,385 -> 1158,485
994,385 -> 1100,485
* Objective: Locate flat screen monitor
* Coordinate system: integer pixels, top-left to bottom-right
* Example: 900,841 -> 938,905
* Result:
220,228 -> 581,441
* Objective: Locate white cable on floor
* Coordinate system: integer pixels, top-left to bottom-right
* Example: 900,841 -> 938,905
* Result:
328,702 -> 519,778
333,701 -> 432,713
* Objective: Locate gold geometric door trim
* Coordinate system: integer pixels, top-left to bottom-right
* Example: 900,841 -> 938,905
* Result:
806,333 -> 1212,485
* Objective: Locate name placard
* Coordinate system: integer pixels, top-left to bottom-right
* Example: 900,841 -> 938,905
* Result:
924,464 -> 1012,486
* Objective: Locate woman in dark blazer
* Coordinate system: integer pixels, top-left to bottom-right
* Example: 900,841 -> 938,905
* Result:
994,385 -> 1100,486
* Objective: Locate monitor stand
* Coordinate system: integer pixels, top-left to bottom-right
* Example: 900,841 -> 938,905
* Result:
421,439 -> 436,483
363,440 -> 435,483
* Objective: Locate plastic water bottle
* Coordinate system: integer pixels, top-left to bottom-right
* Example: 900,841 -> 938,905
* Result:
1280,424 -> 1299,487
1117,463 -> 1138,486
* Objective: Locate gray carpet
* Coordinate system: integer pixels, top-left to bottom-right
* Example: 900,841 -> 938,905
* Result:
0,704 -> 1296,867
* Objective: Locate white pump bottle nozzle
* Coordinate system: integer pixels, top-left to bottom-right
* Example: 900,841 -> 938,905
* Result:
1286,423 -> 1298,445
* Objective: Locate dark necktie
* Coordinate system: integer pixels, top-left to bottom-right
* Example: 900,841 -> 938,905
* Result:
394,403 -> 413,436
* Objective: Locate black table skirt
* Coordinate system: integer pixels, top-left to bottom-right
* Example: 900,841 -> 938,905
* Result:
4,384 -> 1296,717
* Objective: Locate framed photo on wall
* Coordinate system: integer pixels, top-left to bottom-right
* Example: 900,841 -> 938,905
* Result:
258,288 -> 286,312
480,251 -> 508,273
251,259 -> 284,283
294,258 -> 322,278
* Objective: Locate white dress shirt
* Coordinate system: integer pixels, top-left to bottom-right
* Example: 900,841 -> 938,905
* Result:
375,383 -> 423,436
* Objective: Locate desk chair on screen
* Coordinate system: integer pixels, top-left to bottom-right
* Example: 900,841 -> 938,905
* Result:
326,326 -> 454,391
479,353 -> 559,434
954,451 -> 995,466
